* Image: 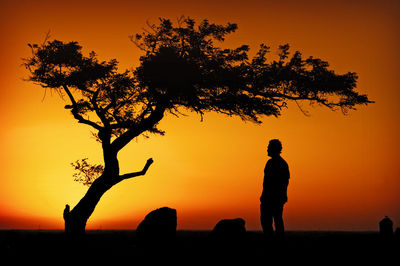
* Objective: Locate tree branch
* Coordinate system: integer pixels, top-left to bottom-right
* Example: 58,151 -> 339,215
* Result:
115,158 -> 153,183
270,92 -> 334,108
111,102 -> 166,152
77,85 -> 96,94
63,85 -> 77,105
62,85 -> 103,130
91,88 -> 111,128
118,171 -> 144,181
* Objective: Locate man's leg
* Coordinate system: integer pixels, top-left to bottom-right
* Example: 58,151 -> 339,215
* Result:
273,204 -> 285,237
260,202 -> 273,237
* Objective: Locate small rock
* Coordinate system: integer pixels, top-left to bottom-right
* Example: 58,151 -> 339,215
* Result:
210,218 -> 246,241
379,216 -> 393,237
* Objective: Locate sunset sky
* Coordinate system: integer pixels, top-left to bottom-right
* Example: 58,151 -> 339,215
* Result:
0,0 -> 399,231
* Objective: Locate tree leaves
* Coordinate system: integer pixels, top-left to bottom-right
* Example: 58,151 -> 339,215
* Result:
23,17 -> 373,186
71,158 -> 104,186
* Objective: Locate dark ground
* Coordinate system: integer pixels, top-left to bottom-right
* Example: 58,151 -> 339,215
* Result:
1,230 -> 398,264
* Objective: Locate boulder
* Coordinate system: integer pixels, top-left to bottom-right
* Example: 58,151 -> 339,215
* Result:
136,207 -> 177,245
379,216 -> 393,237
395,227 -> 400,240
210,218 -> 246,241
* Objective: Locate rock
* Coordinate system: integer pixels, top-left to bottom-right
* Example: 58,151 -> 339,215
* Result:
210,218 -> 246,241
395,227 -> 400,240
379,216 -> 393,237
136,207 -> 177,245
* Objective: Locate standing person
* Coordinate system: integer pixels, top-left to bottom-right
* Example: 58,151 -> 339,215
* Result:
260,139 -> 290,238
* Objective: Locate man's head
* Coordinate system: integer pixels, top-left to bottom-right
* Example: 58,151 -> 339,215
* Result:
267,139 -> 282,157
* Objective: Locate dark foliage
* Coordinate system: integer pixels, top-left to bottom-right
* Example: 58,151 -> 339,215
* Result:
24,17 -> 372,147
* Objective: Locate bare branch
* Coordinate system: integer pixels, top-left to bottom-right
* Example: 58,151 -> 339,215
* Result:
42,29 -> 51,45
111,103 -> 166,151
91,88 -> 110,128
115,158 -> 153,183
62,85 -> 103,130
294,100 -> 310,117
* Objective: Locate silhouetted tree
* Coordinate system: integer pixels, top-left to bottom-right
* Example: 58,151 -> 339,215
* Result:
23,17 -> 372,235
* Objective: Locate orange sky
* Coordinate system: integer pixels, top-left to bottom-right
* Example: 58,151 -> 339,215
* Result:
0,0 -> 399,231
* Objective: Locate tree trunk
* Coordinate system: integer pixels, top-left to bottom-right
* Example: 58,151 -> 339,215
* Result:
63,140 -> 121,236
63,174 -> 115,236
62,124 -> 153,235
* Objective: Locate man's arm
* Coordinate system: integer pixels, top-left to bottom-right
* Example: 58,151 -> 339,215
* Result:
263,160 -> 271,187
285,160 -> 290,184
260,160 -> 270,201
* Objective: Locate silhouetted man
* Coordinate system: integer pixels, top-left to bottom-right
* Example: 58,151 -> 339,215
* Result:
260,139 -> 290,238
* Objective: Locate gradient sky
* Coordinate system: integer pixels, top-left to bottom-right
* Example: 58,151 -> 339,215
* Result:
0,0 -> 399,231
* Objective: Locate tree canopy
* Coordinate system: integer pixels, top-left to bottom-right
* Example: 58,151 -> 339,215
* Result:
24,17 -> 372,184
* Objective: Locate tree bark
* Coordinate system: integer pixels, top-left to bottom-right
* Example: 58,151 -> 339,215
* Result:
64,175 -> 114,235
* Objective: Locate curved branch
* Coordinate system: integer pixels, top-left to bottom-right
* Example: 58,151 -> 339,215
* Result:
111,102 -> 166,152
91,88 -> 110,128
63,85 -> 103,130
114,158 -> 153,184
